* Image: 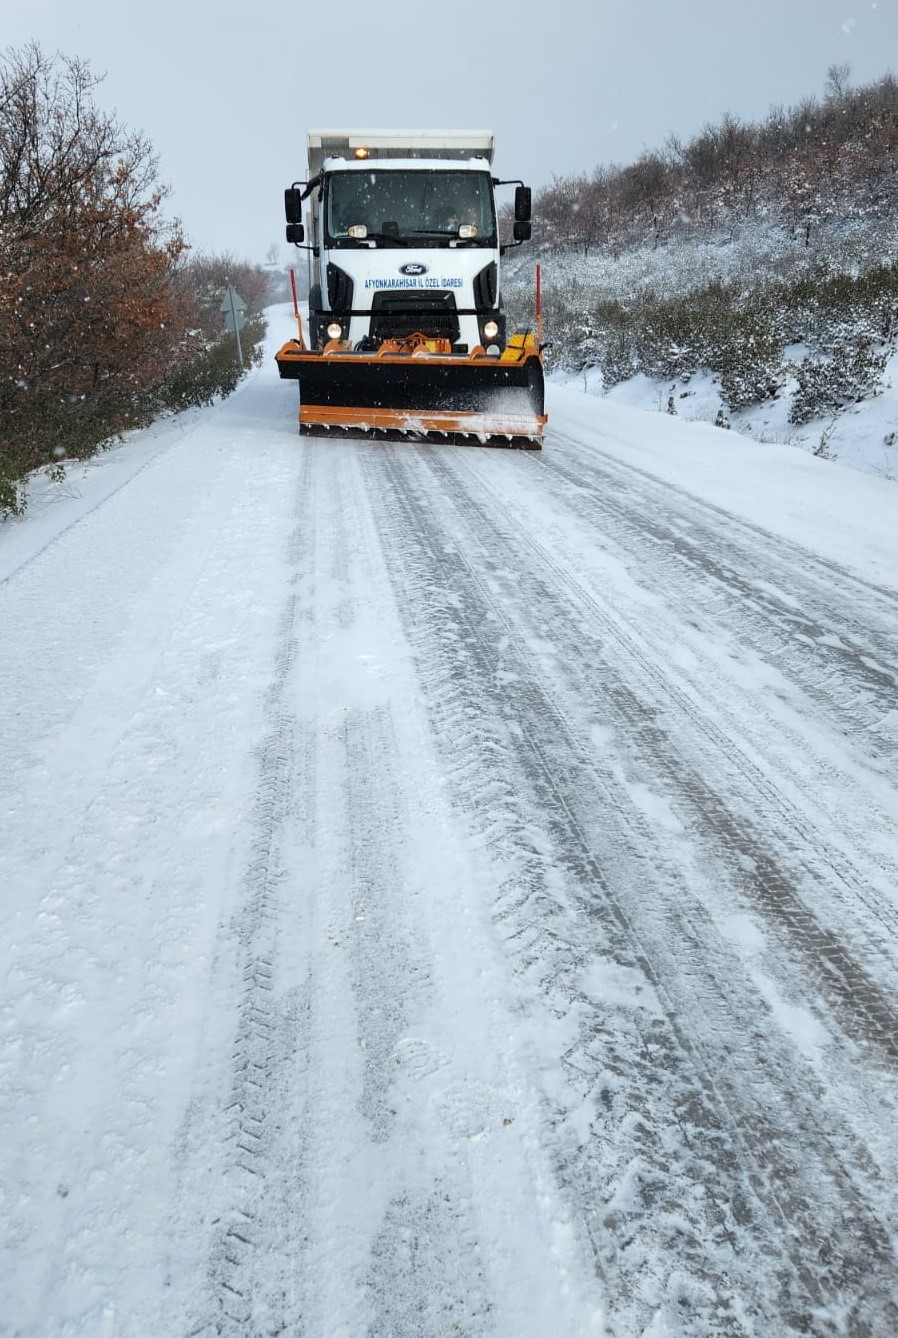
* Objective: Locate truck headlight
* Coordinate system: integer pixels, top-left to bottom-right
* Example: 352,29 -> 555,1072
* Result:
483,320 -> 499,340
327,321 -> 344,341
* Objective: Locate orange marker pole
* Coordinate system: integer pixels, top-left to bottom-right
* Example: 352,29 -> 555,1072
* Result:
535,263 -> 543,349
290,268 -> 306,348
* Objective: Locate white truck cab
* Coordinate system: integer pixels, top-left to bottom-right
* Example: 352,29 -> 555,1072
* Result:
284,129 -> 533,355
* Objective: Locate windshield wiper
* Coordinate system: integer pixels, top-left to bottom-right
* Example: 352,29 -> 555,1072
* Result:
363,231 -> 410,247
332,231 -> 410,247
407,229 -> 489,245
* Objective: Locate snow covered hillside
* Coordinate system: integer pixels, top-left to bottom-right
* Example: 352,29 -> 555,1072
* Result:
502,72 -> 898,479
505,226 -> 898,480
2,310 -> 897,1337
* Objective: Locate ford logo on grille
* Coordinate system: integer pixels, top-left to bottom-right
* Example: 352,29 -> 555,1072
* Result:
399,263 -> 427,276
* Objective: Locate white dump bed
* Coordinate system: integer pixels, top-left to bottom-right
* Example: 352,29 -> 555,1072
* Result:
306,129 -> 494,176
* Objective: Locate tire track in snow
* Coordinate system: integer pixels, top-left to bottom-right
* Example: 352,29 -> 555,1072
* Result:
365,1180 -> 493,1338
544,431 -> 898,769
363,442 -> 898,1338
186,458 -> 316,1338
340,705 -> 432,1142
337,704 -> 493,1337
323,447 -> 496,1335
1,435 -> 306,1338
534,438 -> 898,982
288,442 -> 602,1338
365,446 -> 782,1335
440,440 -> 898,1044
527,538 -> 898,1064
204,695 -> 312,1337
426,444 -> 898,1083
482,442 -> 898,1041
185,445 -> 497,1337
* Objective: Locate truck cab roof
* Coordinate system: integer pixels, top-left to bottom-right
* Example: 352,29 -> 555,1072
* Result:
320,156 -> 494,176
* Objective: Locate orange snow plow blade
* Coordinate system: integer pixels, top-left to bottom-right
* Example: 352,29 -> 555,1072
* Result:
276,331 -> 546,447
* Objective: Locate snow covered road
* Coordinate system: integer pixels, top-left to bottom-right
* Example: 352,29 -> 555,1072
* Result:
2,315 -> 897,1337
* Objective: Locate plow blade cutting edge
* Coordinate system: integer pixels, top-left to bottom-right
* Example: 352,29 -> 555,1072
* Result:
276,332 -> 547,447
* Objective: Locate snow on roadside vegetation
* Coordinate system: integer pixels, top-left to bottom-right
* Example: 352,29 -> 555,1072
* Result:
551,341 -> 898,481
506,214 -> 898,481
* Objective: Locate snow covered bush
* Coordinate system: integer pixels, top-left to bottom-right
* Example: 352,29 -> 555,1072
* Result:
784,263 -> 898,352
159,316 -> 266,410
713,311 -> 785,412
719,352 -> 783,412
633,299 -> 705,381
0,460 -> 24,517
597,325 -> 638,387
515,254 -> 897,429
790,339 -> 888,424
535,280 -> 786,410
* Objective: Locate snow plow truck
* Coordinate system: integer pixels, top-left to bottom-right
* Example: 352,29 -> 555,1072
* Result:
275,129 -> 546,447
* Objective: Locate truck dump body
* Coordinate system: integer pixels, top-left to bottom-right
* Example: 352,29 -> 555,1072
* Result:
306,129 -> 495,174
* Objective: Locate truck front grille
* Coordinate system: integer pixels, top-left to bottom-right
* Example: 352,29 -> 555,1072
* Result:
369,290 -> 460,344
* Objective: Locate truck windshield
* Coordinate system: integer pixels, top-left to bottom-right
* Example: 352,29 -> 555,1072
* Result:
325,170 -> 496,246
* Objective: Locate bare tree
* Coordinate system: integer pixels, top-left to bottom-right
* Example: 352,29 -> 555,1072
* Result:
619,152 -> 671,246
825,62 -> 852,102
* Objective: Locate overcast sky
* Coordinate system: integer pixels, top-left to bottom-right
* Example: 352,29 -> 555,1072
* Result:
2,0 -> 895,264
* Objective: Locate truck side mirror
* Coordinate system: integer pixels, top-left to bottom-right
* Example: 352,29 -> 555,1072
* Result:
514,186 -> 532,222
286,222 -> 305,244
284,188 -> 303,224
513,219 -> 532,242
